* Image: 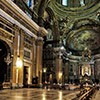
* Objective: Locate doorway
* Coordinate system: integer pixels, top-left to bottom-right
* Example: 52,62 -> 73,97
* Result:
0,40 -> 11,88
23,66 -> 29,87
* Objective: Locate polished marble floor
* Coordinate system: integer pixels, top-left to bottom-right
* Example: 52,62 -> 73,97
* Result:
92,90 -> 100,100
0,88 -> 79,100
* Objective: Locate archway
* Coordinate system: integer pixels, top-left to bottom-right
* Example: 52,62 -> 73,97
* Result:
0,39 -> 11,89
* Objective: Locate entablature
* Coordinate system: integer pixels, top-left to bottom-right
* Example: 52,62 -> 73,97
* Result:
0,0 -> 48,38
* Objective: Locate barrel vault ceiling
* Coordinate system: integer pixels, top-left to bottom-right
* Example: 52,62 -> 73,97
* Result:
32,0 -> 100,55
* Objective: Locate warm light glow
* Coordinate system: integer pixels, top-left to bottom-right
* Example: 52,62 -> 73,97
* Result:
43,68 -> 47,73
59,72 -> 62,79
42,92 -> 46,100
60,46 -> 65,50
59,91 -> 62,100
16,57 -> 23,68
82,64 -> 91,76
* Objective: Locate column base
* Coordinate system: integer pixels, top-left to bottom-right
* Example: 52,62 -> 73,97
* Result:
12,83 -> 23,89
39,83 -> 43,88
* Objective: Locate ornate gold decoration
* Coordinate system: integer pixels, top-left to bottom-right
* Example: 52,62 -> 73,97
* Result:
82,47 -> 91,61
0,28 -> 14,42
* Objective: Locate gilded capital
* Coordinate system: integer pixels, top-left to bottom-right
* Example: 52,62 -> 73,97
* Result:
36,37 -> 44,46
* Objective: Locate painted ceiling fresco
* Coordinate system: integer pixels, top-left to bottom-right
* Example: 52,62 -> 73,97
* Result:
68,30 -> 100,51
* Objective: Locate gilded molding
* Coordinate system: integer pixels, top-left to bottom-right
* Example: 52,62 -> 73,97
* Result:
0,28 -> 14,42
1,0 -> 46,35
38,27 -> 48,37
36,37 -> 44,46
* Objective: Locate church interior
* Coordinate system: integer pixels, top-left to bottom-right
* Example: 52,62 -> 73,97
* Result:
0,0 -> 100,92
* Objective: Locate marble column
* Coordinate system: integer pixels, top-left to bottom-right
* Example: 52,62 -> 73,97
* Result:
94,56 -> 100,81
64,62 -> 69,83
32,38 -> 36,78
18,30 -> 24,87
36,37 -> 43,85
90,64 -> 95,81
55,52 -> 63,84
12,25 -> 19,88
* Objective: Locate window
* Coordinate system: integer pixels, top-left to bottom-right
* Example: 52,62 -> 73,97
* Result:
27,0 -> 32,7
80,0 -> 85,6
62,0 -> 67,6
24,49 -> 31,59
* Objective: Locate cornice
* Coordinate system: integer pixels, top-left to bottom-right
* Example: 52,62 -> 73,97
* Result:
1,0 -> 39,31
0,0 -> 48,37
39,27 -> 48,37
0,8 -> 37,39
0,28 -> 14,42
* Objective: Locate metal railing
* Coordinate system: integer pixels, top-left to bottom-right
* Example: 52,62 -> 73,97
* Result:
78,86 -> 97,100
